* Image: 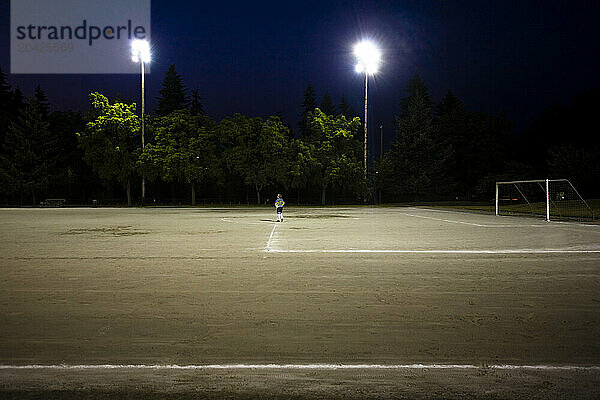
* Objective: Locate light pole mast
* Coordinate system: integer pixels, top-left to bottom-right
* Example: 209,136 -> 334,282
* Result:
353,40 -> 381,182
379,124 -> 383,161
141,59 -> 145,205
363,73 -> 368,179
131,39 -> 150,206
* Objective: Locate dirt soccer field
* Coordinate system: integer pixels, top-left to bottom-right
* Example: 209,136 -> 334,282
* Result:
0,206 -> 599,399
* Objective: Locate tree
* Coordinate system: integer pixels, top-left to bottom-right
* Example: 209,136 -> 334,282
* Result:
34,85 -> 50,119
0,66 -> 11,110
435,91 -> 466,197
221,114 -> 290,204
0,67 -> 12,142
306,108 -> 362,205
287,138 -> 316,204
320,92 -> 336,116
380,75 -> 451,201
0,98 -> 58,205
49,111 -> 87,200
141,110 -> 219,205
520,90 -> 600,184
548,144 -> 600,198
435,91 -> 463,117
299,83 -> 317,138
435,90 -> 512,200
77,92 -> 140,206
11,88 -> 26,116
401,74 -> 432,111
338,95 -> 356,119
190,88 -> 205,116
156,65 -> 189,117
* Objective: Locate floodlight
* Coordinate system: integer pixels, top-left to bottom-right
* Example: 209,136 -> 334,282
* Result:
131,39 -> 151,63
353,40 -> 381,75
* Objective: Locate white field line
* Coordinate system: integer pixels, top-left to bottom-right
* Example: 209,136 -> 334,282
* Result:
266,249 -> 600,254
0,364 -> 598,371
400,212 -> 546,227
265,223 -> 278,251
221,217 -> 273,225
416,208 -> 600,229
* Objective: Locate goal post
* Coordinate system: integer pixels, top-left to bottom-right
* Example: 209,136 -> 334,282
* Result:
495,179 -> 594,222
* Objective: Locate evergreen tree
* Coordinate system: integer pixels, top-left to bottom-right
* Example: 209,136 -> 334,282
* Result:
435,91 -> 463,117
156,65 -> 189,117
435,90 -> 511,200
435,91 -> 466,197
299,83 -> 316,138
49,111 -> 86,199
0,67 -> 11,109
189,88 -> 205,116
0,98 -> 58,205
0,67 -> 12,142
34,85 -> 50,119
380,75 -> 451,201
11,88 -> 26,116
400,74 -> 432,115
338,95 -> 356,118
320,92 -> 336,116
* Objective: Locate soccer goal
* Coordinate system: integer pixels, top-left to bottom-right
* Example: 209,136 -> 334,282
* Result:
495,179 -> 594,222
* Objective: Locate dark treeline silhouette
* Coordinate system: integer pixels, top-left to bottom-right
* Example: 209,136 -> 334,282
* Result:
0,65 -> 598,206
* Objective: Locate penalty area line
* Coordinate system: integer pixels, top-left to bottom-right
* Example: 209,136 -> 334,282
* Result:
0,364 -> 598,371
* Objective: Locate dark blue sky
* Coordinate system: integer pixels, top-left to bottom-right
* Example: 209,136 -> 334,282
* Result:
1,0 -> 599,151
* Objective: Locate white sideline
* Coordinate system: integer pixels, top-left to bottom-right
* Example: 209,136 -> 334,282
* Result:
266,249 -> 600,254
0,364 -> 598,371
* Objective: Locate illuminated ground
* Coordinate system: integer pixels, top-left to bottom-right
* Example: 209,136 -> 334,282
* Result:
0,207 -> 599,399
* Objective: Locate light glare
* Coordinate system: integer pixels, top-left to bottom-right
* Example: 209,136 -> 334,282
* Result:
353,40 -> 381,75
131,39 -> 151,63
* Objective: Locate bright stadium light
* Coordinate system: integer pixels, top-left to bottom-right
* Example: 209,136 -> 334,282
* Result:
131,39 -> 150,205
353,40 -> 381,75
131,39 -> 151,63
353,40 -> 382,181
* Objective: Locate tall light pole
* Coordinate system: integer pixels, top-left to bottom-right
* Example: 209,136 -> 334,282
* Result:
131,39 -> 150,205
354,40 -> 381,180
379,124 -> 383,204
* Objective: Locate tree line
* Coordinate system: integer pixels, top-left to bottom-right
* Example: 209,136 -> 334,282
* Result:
0,65 -> 598,206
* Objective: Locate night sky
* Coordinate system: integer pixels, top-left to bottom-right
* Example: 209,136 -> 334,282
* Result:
1,0 -> 599,152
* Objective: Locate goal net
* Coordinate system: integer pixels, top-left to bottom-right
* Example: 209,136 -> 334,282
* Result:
495,179 -> 594,222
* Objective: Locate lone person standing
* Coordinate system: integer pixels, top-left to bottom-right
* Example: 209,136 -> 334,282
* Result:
275,194 -> 285,222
